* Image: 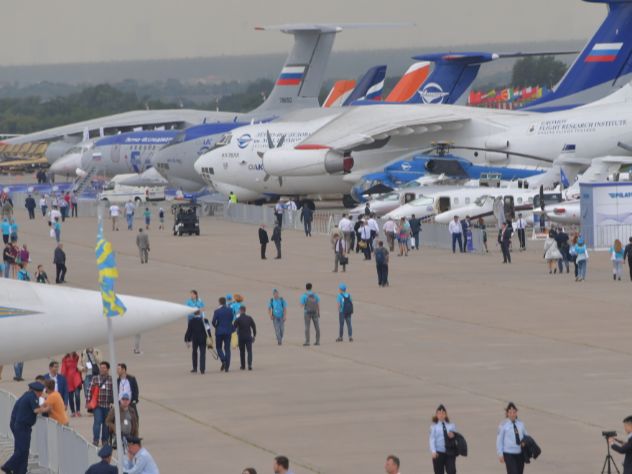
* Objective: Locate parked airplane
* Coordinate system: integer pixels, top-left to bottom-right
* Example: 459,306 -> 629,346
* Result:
2,24 -> 367,163
0,279 -> 191,365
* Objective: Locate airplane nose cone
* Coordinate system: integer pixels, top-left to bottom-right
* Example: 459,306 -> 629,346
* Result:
50,153 -> 82,175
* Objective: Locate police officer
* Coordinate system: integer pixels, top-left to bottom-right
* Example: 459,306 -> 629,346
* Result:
497,402 -> 528,474
85,445 -> 117,474
2,381 -> 46,474
429,404 -> 457,474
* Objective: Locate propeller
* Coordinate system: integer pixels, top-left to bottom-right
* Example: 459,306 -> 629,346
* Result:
261,130 -> 286,185
539,185 -> 545,211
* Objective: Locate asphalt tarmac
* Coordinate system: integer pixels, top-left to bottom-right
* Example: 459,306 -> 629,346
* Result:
2,208 -> 632,474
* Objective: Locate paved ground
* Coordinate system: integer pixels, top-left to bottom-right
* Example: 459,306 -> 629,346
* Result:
1,207 -> 632,474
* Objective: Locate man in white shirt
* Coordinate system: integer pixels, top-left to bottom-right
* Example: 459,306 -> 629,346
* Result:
367,215 -> 380,251
360,221 -> 373,260
383,218 -> 397,251
109,204 -> 120,231
274,201 -> 285,226
448,215 -> 463,253
49,206 -> 61,226
338,214 -> 353,249
515,213 -> 527,250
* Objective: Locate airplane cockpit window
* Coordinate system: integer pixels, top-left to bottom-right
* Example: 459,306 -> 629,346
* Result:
212,133 -> 232,150
162,131 -> 186,149
375,192 -> 400,202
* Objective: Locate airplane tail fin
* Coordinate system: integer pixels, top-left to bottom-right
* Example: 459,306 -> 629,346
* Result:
410,53 -> 501,105
525,0 -> 632,111
251,23 -> 407,115
322,80 -> 357,108
386,62 -> 431,102
342,65 -> 387,105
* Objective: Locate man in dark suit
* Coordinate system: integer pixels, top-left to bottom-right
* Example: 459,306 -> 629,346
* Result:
271,225 -> 282,259
85,444 -> 117,473
610,416 -> 632,474
258,225 -> 269,260
53,243 -> 67,284
44,360 -> 69,406
500,222 -> 513,264
184,312 -> 207,374
212,297 -> 235,372
233,306 -> 257,371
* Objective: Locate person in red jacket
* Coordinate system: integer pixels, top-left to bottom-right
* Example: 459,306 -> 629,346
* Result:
61,352 -> 83,417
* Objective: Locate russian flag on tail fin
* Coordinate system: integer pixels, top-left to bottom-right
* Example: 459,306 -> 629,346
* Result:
276,65 -> 306,86
585,42 -> 623,62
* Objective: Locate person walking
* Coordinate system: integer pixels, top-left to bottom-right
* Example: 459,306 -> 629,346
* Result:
497,402 -> 528,474
574,236 -> 589,281
53,216 -> 62,242
554,227 -> 570,273
543,231 -> 562,274
234,306 -> 257,370
158,207 -> 165,230
39,195 -> 48,217
109,203 -> 120,231
212,297 -> 234,372
359,220 -> 372,260
79,347 -> 102,404
274,201 -> 284,226
54,243 -> 67,284
429,404 -> 457,474
383,218 -> 396,252
338,214 -> 353,250
184,305 -> 207,374
124,200 -> 135,230
333,232 -> 347,272
515,213 -> 527,250
336,283 -> 354,342
136,228 -> 150,264
477,217 -> 489,253
24,194 -> 36,220
258,225 -> 269,260
268,289 -> 287,345
449,216 -> 463,253
143,207 -> 151,230
300,204 -> 313,237
397,217 -> 410,256
624,237 -> 632,282
1,381 -> 46,474
70,192 -> 78,217
375,240 -> 389,287
611,238 -> 625,281
1,217 -> 9,245
106,394 -> 139,445
88,361 -> 114,447
271,225 -> 282,259
300,283 -> 320,346
410,214 -> 421,250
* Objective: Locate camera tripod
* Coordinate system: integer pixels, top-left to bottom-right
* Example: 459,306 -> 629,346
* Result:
601,438 -> 621,474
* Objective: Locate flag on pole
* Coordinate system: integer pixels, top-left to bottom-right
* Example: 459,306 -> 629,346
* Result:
95,222 -> 126,317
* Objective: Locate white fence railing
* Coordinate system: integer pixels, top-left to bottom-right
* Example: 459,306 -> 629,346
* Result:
0,389 -> 103,473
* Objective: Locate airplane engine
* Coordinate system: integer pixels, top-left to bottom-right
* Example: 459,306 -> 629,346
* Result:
75,168 -> 88,178
262,148 -> 354,176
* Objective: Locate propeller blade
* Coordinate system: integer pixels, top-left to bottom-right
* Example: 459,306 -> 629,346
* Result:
539,185 -> 545,211
277,135 -> 286,148
257,152 -> 264,158
266,130 -> 274,149
278,176 -> 283,187
263,174 -> 270,182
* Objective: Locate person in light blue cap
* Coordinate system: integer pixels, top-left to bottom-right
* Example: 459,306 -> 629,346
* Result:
336,283 -> 354,342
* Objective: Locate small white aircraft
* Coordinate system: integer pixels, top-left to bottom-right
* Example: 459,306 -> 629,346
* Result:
0,279 -> 191,365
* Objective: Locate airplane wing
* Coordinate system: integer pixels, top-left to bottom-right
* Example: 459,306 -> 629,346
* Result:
295,104 -> 471,152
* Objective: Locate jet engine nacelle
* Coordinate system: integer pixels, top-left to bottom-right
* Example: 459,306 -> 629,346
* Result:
263,148 -> 354,177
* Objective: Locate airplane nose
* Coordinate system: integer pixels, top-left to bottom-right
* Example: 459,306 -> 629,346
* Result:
50,154 -> 82,175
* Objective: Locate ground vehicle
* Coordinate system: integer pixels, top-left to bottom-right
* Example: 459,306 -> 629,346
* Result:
98,174 -> 165,204
172,202 -> 200,236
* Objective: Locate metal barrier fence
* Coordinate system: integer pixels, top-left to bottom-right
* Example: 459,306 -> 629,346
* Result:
0,389 -> 102,473
214,203 -> 487,252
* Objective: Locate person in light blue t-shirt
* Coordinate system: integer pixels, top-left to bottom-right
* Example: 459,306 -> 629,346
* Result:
185,290 -> 205,321
268,289 -> 287,345
300,283 -> 321,346
336,283 -> 354,342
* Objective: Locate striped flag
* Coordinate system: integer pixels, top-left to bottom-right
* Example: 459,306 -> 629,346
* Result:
95,222 -> 126,317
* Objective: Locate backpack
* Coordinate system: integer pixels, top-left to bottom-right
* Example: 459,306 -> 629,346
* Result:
341,294 -> 353,316
375,248 -> 386,265
304,294 -> 319,317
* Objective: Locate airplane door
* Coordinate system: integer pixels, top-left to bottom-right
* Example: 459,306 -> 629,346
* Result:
438,196 -> 450,213
503,196 -> 515,221
130,150 -> 141,173
404,192 -> 416,203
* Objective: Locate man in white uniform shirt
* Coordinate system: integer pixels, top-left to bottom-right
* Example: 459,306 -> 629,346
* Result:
109,204 -> 120,231
383,218 -> 397,251
514,213 -> 527,250
338,214 -> 353,250
448,215 -> 464,253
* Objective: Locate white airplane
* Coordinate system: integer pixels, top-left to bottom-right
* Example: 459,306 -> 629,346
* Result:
0,279 -> 191,365
543,156 -> 632,224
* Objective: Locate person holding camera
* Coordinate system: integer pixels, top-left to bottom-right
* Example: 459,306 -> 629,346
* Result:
609,416 -> 632,474
497,402 -> 528,474
429,404 -> 457,474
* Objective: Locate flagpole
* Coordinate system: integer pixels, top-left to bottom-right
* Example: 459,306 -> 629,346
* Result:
98,206 -> 124,473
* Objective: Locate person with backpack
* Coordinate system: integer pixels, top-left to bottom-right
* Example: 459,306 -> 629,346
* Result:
574,236 -> 589,282
375,240 -> 389,287
300,283 -> 321,346
268,289 -> 287,345
336,283 -> 354,342
333,232 -> 347,272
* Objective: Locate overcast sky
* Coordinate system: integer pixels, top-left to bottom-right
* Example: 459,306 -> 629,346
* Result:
3,0 -> 602,65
